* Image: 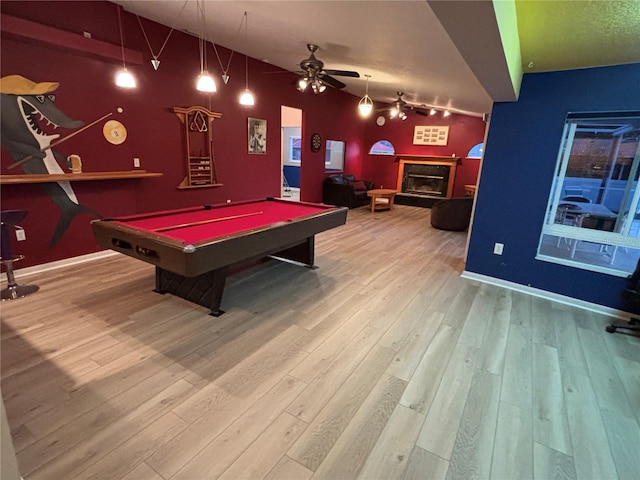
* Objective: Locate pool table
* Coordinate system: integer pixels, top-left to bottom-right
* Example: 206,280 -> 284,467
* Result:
91,198 -> 348,316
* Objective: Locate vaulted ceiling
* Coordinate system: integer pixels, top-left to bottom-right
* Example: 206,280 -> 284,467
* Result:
113,0 -> 640,117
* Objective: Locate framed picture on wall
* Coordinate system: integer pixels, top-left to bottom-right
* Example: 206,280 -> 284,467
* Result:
248,118 -> 266,154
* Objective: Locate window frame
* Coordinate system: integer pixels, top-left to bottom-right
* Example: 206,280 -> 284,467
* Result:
536,111 -> 640,276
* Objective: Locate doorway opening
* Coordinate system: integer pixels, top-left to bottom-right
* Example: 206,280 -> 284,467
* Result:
281,106 -> 302,201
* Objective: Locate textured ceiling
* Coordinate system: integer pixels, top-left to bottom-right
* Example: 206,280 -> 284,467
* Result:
112,1 -> 640,116
517,0 -> 640,72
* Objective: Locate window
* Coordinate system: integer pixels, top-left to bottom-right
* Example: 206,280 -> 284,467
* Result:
325,140 -> 345,171
467,143 -> 484,158
537,111 -> 640,276
369,140 -> 395,155
289,136 -> 301,161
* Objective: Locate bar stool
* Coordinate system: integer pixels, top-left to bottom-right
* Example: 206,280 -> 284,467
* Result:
1,210 -> 39,301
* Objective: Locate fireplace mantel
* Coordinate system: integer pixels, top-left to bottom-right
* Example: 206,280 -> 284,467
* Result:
395,155 -> 460,165
396,156 -> 461,200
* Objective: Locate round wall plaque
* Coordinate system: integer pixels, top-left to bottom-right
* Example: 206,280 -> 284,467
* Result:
103,120 -> 127,145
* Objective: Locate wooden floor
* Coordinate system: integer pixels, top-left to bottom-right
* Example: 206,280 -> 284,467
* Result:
2,204 -> 639,480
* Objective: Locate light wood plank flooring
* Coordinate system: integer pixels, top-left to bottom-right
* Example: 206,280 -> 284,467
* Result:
1,204 -> 639,480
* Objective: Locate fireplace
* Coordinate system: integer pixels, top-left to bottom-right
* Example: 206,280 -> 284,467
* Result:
395,156 -> 460,207
401,163 -> 450,196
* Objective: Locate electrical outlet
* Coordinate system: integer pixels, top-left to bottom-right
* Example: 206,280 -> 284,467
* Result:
493,242 -> 504,255
226,199 -> 232,203
133,157 -> 140,168
16,228 -> 26,241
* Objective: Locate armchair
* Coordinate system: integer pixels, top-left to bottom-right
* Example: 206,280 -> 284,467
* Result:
430,197 -> 474,231
322,174 -> 374,208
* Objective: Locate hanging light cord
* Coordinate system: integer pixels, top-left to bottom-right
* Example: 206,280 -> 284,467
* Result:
117,5 -> 127,68
136,0 -> 187,61
244,12 -> 249,89
212,12 -> 246,78
198,0 -> 207,73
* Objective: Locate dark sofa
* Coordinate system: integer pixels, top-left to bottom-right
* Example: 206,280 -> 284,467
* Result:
430,197 -> 474,231
322,174 -> 375,208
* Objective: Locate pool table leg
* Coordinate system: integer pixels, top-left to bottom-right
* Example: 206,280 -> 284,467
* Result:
155,266 -> 229,316
273,237 -> 316,267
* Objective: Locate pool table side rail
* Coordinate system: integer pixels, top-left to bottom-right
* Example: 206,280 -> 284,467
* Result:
91,205 -> 347,277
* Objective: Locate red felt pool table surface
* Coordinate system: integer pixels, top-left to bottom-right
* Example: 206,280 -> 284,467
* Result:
110,199 -> 329,245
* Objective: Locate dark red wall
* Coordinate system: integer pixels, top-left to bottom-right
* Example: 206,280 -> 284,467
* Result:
1,1 -> 484,269
361,111 -> 486,196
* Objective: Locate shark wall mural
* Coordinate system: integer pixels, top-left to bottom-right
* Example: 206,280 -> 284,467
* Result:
0,75 -> 101,248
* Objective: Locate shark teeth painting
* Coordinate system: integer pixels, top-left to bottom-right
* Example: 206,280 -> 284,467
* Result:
1,75 -> 101,247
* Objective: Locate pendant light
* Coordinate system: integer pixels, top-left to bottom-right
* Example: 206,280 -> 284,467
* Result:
358,75 -> 373,117
196,0 -> 216,93
239,12 -> 255,105
115,5 -> 136,88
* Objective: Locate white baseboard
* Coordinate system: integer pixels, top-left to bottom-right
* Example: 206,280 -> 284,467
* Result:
3,250 -> 118,283
461,270 -> 633,321
2,252 -> 633,321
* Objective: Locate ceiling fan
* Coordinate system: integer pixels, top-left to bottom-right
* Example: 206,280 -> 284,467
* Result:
296,44 -> 360,93
380,92 -> 430,120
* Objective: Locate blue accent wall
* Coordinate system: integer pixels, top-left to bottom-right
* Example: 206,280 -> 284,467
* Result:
466,63 -> 640,312
283,165 -> 300,188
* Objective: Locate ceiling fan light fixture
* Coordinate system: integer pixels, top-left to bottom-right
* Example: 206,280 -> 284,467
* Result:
399,111 -> 407,121
309,78 -> 326,94
297,77 -> 309,91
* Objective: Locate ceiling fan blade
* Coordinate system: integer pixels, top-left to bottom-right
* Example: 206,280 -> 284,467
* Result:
319,74 -> 346,89
412,108 -> 430,116
323,69 -> 360,78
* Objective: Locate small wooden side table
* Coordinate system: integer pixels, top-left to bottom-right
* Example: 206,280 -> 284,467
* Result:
367,189 -> 397,212
464,184 -> 477,196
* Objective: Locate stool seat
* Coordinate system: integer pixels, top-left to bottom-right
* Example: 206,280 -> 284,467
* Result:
1,209 -> 39,301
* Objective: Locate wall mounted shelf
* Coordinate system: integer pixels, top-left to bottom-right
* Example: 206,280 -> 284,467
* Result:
0,171 -> 162,185
1,13 -> 143,65
177,183 -> 224,190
